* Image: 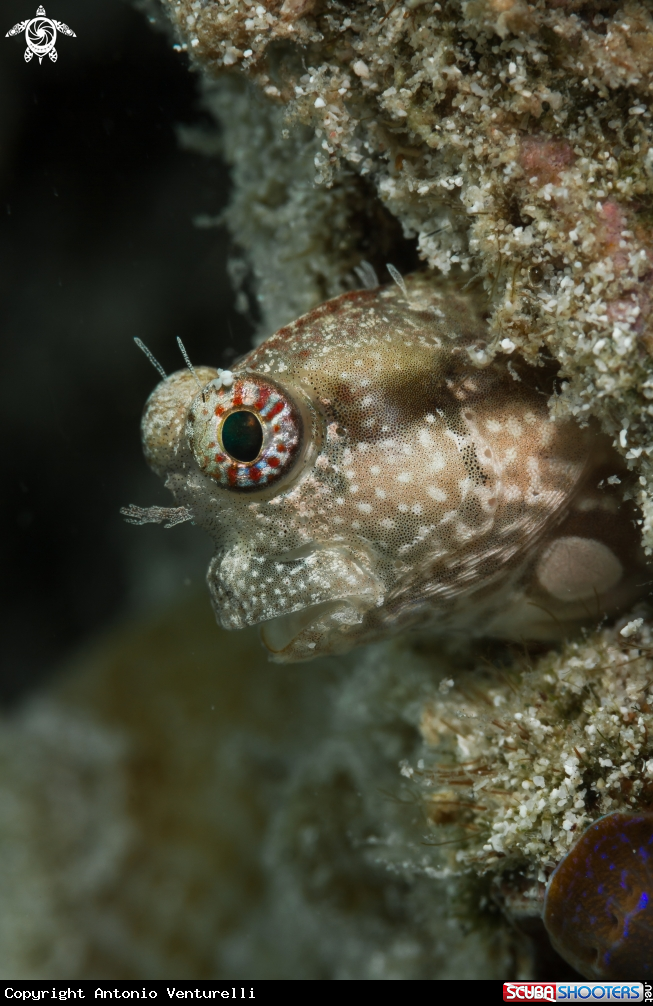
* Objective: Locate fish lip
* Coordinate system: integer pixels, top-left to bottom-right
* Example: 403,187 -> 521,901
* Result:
208,540 -> 384,643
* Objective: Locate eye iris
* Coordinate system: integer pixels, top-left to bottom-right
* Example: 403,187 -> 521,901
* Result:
221,410 -> 263,463
188,374 -> 303,492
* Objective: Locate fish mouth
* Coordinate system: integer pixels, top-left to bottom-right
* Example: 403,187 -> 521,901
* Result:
260,597 -> 371,661
207,541 -> 384,660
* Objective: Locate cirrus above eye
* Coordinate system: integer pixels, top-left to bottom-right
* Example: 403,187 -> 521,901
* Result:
186,374 -> 303,491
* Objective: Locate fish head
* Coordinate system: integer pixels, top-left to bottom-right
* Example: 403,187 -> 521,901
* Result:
140,276 -> 606,660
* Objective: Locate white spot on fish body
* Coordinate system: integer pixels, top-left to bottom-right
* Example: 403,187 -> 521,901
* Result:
429,453 -> 446,473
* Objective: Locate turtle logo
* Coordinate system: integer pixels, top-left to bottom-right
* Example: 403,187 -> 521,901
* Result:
5,5 -> 76,63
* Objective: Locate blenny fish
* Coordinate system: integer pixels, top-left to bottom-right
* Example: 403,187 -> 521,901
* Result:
544,812 -> 653,979
124,274 -> 647,662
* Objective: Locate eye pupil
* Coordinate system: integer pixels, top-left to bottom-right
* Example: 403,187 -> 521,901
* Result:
221,410 -> 263,463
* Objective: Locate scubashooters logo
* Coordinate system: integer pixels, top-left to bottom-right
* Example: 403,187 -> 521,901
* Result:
5,6 -> 76,63
504,985 -> 645,1002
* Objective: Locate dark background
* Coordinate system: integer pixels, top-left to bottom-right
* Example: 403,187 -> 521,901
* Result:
0,0 -> 252,702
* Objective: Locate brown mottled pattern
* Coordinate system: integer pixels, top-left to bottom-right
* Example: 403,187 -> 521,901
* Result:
544,812 -> 653,979
139,275 -> 647,661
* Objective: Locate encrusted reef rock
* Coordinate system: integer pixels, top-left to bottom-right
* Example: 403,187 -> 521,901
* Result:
406,616 -> 653,917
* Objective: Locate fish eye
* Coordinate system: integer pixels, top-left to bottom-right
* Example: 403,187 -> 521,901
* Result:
186,374 -> 303,492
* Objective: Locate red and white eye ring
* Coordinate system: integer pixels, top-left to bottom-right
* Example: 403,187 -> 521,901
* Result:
186,374 -> 303,491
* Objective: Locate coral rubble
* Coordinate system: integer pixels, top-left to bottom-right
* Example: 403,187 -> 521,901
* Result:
405,616 -> 653,910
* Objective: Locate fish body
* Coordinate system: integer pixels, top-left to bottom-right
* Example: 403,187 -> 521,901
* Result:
138,275 -> 646,661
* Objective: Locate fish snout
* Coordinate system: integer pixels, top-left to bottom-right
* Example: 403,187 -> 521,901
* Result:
207,542 -> 384,661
